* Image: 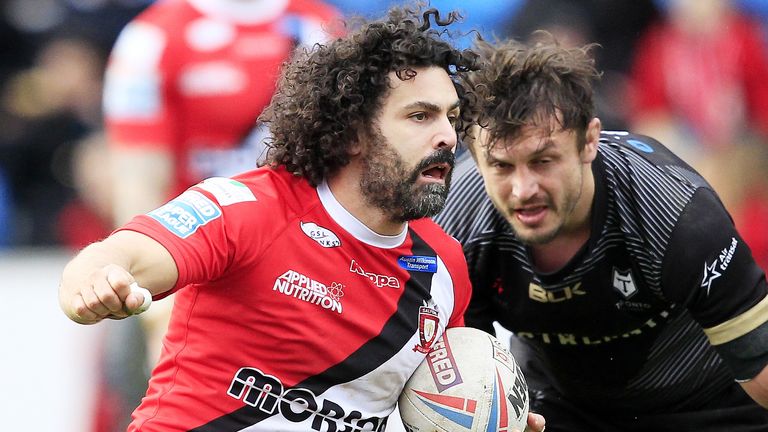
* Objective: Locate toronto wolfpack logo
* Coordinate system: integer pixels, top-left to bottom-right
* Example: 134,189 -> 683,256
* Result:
413,300 -> 440,353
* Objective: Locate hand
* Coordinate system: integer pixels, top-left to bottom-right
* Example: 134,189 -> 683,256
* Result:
514,411 -> 546,432
63,264 -> 150,324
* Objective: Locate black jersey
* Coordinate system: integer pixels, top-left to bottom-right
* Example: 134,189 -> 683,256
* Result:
436,131 -> 768,414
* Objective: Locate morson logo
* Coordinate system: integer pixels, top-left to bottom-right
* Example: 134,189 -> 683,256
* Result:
227,367 -> 386,431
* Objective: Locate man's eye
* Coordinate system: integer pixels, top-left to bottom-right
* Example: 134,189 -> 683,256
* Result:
411,112 -> 427,121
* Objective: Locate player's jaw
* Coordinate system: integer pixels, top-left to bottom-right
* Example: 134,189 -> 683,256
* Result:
505,189 -> 578,245
360,141 -> 455,222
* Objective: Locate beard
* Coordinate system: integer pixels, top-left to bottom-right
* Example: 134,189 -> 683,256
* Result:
360,131 -> 454,222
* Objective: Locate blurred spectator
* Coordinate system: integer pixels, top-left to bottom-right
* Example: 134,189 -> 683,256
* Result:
628,0 -> 768,269
3,0 -> 151,51
103,0 -> 341,225
56,131 -> 114,250
93,1 -> 342,430
0,35 -> 108,246
505,0 -> 660,129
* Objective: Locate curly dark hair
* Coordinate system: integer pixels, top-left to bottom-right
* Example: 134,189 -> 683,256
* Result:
260,5 -> 477,186
463,33 -> 601,153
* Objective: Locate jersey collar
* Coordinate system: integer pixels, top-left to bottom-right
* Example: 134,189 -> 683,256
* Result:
316,180 -> 408,249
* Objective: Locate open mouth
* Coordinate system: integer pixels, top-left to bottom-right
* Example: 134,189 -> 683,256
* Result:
420,163 -> 451,181
513,205 -> 548,225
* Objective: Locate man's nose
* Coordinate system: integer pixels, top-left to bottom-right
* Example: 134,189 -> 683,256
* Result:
433,116 -> 457,151
511,168 -> 539,201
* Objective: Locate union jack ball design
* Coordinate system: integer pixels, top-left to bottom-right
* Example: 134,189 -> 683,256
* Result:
399,327 -> 528,432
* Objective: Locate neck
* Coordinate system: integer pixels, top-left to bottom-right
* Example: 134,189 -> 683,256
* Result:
531,163 -> 595,273
326,164 -> 406,237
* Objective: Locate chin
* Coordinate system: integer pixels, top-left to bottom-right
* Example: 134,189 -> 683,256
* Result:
512,225 -> 559,245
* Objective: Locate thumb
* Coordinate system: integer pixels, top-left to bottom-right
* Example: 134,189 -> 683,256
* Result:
126,282 -> 153,315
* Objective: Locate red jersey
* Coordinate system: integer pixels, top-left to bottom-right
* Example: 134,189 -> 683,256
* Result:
120,167 -> 472,431
103,0 -> 340,196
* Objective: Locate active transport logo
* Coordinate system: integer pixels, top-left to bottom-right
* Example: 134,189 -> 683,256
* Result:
398,255 -> 438,273
273,270 -> 344,313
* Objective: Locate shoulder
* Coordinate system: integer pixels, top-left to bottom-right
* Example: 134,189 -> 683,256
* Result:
179,168 -> 318,232
287,0 -> 341,20
109,0 -> 195,65
598,131 -> 713,193
410,219 -> 466,266
131,0 -> 195,35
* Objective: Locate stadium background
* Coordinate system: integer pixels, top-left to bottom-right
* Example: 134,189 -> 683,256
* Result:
1,0 -> 766,430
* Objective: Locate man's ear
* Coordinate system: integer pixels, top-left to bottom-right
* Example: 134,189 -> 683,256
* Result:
349,124 -> 367,157
581,117 -> 601,164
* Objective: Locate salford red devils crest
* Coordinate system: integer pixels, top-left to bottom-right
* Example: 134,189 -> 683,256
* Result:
413,304 -> 440,353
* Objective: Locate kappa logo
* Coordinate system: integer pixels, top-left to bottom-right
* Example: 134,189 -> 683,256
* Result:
413,300 -> 440,353
300,222 -> 341,248
701,237 -> 737,296
612,268 -> 637,299
349,259 -> 400,289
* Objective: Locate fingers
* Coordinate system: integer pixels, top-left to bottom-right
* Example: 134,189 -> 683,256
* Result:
526,412 -> 546,432
71,265 -> 138,323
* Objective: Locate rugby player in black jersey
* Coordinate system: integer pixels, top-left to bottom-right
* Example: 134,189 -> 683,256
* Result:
436,35 -> 768,431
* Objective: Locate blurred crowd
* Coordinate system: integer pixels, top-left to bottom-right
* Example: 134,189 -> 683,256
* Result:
2,0 -> 767,430
2,0 -> 767,258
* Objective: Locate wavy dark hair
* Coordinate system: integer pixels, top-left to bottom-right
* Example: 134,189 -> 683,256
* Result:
463,33 -> 600,153
260,5 -> 477,185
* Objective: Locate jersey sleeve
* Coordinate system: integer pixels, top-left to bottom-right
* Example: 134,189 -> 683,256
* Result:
662,188 -> 768,380
103,19 -> 176,147
118,177 -> 265,297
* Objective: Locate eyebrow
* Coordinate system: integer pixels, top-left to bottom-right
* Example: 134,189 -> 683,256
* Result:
403,100 -> 461,113
532,139 -> 557,155
485,138 -> 557,163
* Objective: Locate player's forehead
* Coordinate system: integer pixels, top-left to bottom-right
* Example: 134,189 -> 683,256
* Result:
479,122 -> 573,157
381,67 -> 459,113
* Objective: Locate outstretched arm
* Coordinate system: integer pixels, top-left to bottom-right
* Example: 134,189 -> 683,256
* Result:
59,230 -> 178,324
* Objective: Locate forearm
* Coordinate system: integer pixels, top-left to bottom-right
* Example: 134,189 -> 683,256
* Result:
741,364 -> 768,409
58,231 -> 178,324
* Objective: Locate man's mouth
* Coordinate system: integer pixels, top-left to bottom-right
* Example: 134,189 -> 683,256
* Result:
513,205 -> 548,225
420,162 -> 451,181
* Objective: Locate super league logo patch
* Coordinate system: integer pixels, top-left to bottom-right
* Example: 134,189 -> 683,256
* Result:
149,190 -> 222,238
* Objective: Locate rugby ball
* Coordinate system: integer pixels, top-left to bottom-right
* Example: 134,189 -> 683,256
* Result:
398,327 -> 528,432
